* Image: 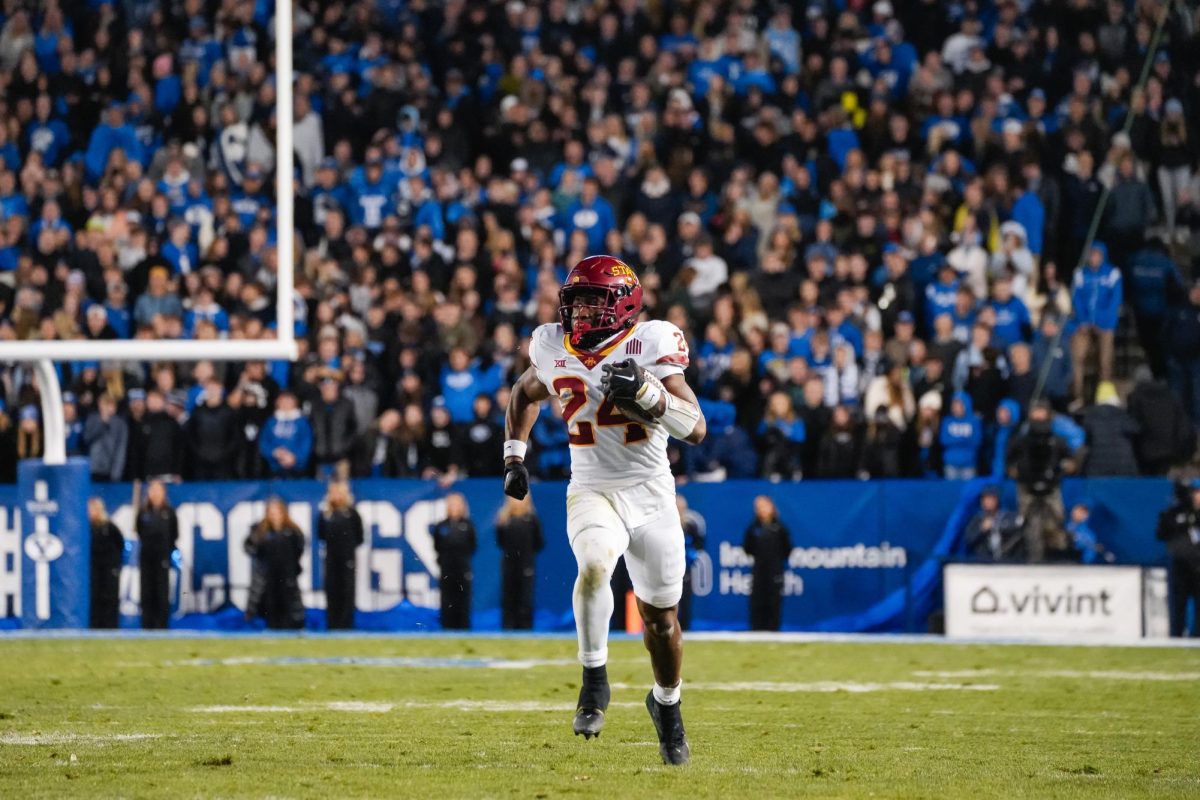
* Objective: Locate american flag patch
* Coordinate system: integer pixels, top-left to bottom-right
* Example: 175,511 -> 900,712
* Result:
625,339 -> 643,356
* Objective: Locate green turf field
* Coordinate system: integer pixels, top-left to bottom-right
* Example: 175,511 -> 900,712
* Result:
0,635 -> 1197,798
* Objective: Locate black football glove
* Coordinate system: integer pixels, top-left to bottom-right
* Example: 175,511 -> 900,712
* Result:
503,459 -> 529,500
600,359 -> 643,402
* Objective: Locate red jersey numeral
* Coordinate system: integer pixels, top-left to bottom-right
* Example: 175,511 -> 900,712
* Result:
553,377 -> 648,446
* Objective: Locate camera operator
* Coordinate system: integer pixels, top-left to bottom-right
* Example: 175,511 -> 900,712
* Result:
1006,401 -> 1076,561
1156,480 -> 1200,637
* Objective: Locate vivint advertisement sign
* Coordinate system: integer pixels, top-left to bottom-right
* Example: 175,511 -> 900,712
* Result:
944,563 -> 1167,642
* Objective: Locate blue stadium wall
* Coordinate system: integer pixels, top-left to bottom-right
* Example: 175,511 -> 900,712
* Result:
0,478 -> 1174,633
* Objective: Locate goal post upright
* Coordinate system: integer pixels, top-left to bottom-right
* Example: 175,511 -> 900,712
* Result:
0,0 -> 298,464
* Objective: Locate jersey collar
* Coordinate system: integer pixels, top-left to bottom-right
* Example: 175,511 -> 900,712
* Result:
563,323 -> 638,370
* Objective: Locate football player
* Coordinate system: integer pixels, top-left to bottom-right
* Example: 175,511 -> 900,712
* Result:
502,255 -> 706,766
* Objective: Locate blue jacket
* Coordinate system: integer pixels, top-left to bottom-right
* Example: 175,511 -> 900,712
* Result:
990,296 -> 1032,348
1032,333 -> 1073,401
1068,520 -> 1103,564
1071,243 -> 1123,331
1129,248 -> 1184,318
939,392 -> 982,469
563,196 -> 616,254
259,411 -> 313,477
1052,414 -> 1086,452
85,122 -> 145,181
1011,190 -> 1045,256
988,398 -> 1022,477
924,277 -> 959,332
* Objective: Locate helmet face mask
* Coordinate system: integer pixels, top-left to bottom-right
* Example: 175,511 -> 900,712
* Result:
559,255 -> 642,351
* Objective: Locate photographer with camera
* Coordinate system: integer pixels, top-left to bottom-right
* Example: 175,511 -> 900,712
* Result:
1006,401 -> 1077,562
1156,480 -> 1200,637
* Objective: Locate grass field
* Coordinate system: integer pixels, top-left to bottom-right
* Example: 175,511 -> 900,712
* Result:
0,634 -> 1198,798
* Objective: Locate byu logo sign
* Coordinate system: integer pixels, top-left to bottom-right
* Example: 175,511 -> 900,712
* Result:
19,459 -> 92,629
24,483 -> 66,620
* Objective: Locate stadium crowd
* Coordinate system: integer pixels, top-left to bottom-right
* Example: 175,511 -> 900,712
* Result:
0,0 -> 1199,486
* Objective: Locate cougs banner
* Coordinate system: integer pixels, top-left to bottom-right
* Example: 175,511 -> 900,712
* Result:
0,478 -> 1172,632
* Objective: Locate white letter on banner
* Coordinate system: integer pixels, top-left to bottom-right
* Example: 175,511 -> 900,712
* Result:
227,500 -> 263,610
356,501 -> 402,612
0,507 -> 20,617
691,551 -> 713,597
175,503 -> 224,613
402,499 -> 446,608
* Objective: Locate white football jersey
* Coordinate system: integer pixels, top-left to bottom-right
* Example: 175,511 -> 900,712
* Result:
529,319 -> 690,490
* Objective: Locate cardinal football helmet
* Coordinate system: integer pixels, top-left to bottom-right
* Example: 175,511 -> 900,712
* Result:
559,255 -> 643,351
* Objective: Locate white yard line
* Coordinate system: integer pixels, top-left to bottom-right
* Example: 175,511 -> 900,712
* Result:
914,669 -> 1200,682
0,732 -> 162,746
612,681 -> 998,693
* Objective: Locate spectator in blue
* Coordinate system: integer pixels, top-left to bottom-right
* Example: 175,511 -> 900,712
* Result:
988,398 -> 1022,478
230,167 -> 269,229
988,275 -> 1032,349
759,322 -> 804,382
26,95 -> 70,167
183,286 -> 230,337
686,400 -> 758,480
531,400 -> 570,480
103,280 -> 132,339
441,348 -> 500,424
764,6 -> 800,75
940,392 -> 981,480
1067,504 -> 1112,564
1031,314 -> 1074,412
348,154 -> 394,230
758,391 -> 806,481
311,158 -> 350,228
924,262 -> 959,334
259,391 -> 313,478
1070,242 -> 1122,403
563,177 -> 616,255
161,219 -> 198,275
85,103 -> 145,182
1129,238 -> 1185,377
62,392 -> 84,457
133,266 -> 183,329
1010,178 -> 1046,259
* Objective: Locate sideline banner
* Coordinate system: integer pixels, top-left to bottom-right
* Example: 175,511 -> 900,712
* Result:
17,459 -> 92,629
943,563 -> 1170,641
0,477 -> 1172,632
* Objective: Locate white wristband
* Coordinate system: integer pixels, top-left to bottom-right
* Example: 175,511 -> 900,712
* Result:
503,440 -> 527,460
634,380 -> 663,411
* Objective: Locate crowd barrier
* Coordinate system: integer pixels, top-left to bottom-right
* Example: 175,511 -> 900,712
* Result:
0,474 -> 1173,632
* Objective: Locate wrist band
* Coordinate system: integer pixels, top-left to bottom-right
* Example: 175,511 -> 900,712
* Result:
635,381 -> 663,411
503,439 -> 528,460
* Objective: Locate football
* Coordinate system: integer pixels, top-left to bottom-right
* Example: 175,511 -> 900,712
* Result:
610,368 -> 666,426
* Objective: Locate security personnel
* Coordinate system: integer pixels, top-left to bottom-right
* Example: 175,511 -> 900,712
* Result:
1156,480 -> 1200,637
742,495 -> 793,631
88,497 -> 125,628
495,494 -> 544,629
432,493 -> 477,630
136,480 -> 178,629
317,481 -> 364,630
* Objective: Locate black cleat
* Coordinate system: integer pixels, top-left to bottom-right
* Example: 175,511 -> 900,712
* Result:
573,665 -> 610,740
645,691 -> 690,766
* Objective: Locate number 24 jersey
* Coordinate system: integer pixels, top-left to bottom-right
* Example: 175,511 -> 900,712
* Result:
528,320 -> 689,490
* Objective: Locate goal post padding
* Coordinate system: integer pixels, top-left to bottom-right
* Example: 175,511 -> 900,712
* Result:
19,458 -> 91,628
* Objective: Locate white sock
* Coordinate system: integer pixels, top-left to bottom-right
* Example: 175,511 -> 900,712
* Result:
653,681 -> 681,706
